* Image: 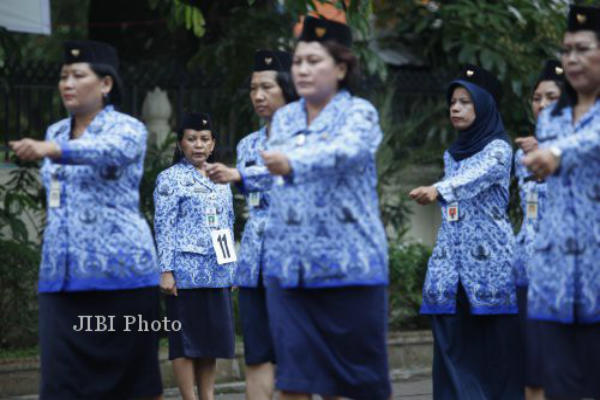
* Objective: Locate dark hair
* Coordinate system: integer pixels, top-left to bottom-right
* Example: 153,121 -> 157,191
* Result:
275,71 -> 299,103
89,63 -> 123,105
551,30 -> 600,116
533,79 -> 564,116
309,40 -> 359,93
172,127 -> 217,165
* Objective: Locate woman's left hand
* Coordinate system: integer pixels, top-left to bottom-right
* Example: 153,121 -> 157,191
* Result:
409,186 -> 439,205
9,139 -> 60,161
522,148 -> 560,180
261,151 -> 291,176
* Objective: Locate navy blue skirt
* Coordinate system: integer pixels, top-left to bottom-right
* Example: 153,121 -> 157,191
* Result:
516,285 -> 544,388
537,321 -> 600,399
165,288 -> 235,360
266,284 -> 391,399
39,287 -> 163,399
431,284 -> 523,400
239,286 -> 276,365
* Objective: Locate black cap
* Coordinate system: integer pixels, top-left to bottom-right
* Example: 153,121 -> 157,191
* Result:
451,64 -> 503,104
63,40 -> 122,104
180,112 -> 212,132
298,16 -> 352,48
538,59 -> 564,83
253,50 -> 292,72
567,5 -> 600,32
64,40 -> 119,70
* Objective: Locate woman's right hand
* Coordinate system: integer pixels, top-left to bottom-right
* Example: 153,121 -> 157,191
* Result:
515,136 -> 538,154
160,272 -> 178,296
205,162 -> 241,184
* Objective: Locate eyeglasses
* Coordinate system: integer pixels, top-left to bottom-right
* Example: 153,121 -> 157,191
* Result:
560,43 -> 600,58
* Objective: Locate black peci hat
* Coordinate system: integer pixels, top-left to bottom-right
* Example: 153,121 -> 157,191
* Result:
63,40 -> 122,104
298,16 -> 352,48
567,5 -> 600,32
253,50 -> 292,72
537,59 -> 564,83
180,112 -> 212,132
64,40 -> 119,69
450,64 -> 503,104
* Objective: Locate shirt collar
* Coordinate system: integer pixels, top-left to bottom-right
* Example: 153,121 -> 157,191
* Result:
296,90 -> 351,134
180,159 -> 215,191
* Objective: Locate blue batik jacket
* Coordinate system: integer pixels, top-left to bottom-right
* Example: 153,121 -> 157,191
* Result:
421,139 -> 517,314
39,105 -> 159,292
513,148 -> 548,287
154,159 -> 235,288
262,90 -> 389,288
528,101 -> 600,324
234,126 -> 274,287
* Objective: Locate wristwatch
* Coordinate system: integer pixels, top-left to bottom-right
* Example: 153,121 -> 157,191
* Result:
549,146 -> 562,165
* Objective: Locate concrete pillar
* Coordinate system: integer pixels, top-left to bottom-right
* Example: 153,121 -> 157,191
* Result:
141,87 -> 173,146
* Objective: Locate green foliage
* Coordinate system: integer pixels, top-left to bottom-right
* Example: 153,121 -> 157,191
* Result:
374,82 -> 447,236
149,0 -> 206,37
376,0 -> 566,135
0,164 -> 44,349
0,239 -> 40,348
388,241 -> 431,329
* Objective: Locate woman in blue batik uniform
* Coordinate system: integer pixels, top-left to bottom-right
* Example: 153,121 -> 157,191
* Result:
154,113 -> 235,400
410,65 -> 522,400
513,59 -> 562,400
10,41 -> 162,399
206,49 -> 296,399
523,5 -> 600,399
260,16 -> 391,400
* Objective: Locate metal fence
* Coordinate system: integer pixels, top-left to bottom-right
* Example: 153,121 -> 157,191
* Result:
1,61 -> 445,162
0,60 -> 223,162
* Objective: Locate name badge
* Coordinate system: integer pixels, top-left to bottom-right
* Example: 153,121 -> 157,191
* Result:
248,192 -> 261,208
526,190 -> 539,220
210,228 -> 237,265
49,179 -> 61,208
205,207 -> 219,227
447,203 -> 459,222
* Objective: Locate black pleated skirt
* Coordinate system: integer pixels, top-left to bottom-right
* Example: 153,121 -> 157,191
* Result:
39,287 -> 163,399
165,287 -> 235,360
431,284 -> 524,400
266,284 -> 391,399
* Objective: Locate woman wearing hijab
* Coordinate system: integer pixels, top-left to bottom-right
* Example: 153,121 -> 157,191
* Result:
513,59 -> 563,400
523,5 -> 600,399
206,49 -> 296,400
9,40 -> 162,399
259,16 -> 391,400
409,64 -> 521,399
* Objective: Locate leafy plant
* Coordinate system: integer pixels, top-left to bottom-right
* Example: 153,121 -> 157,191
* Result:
376,0 -> 566,135
0,163 -> 44,349
388,241 -> 431,330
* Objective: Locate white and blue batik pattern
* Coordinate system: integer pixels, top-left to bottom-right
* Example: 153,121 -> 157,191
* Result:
154,159 -> 235,289
262,90 -> 388,288
512,148 -> 547,287
421,140 -> 517,315
528,101 -> 600,324
39,105 -> 159,292
234,126 -> 273,287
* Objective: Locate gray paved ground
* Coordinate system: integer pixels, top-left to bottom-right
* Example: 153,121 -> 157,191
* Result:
164,376 -> 433,399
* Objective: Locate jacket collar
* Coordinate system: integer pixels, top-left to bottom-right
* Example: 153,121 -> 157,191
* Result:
179,159 -> 215,191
